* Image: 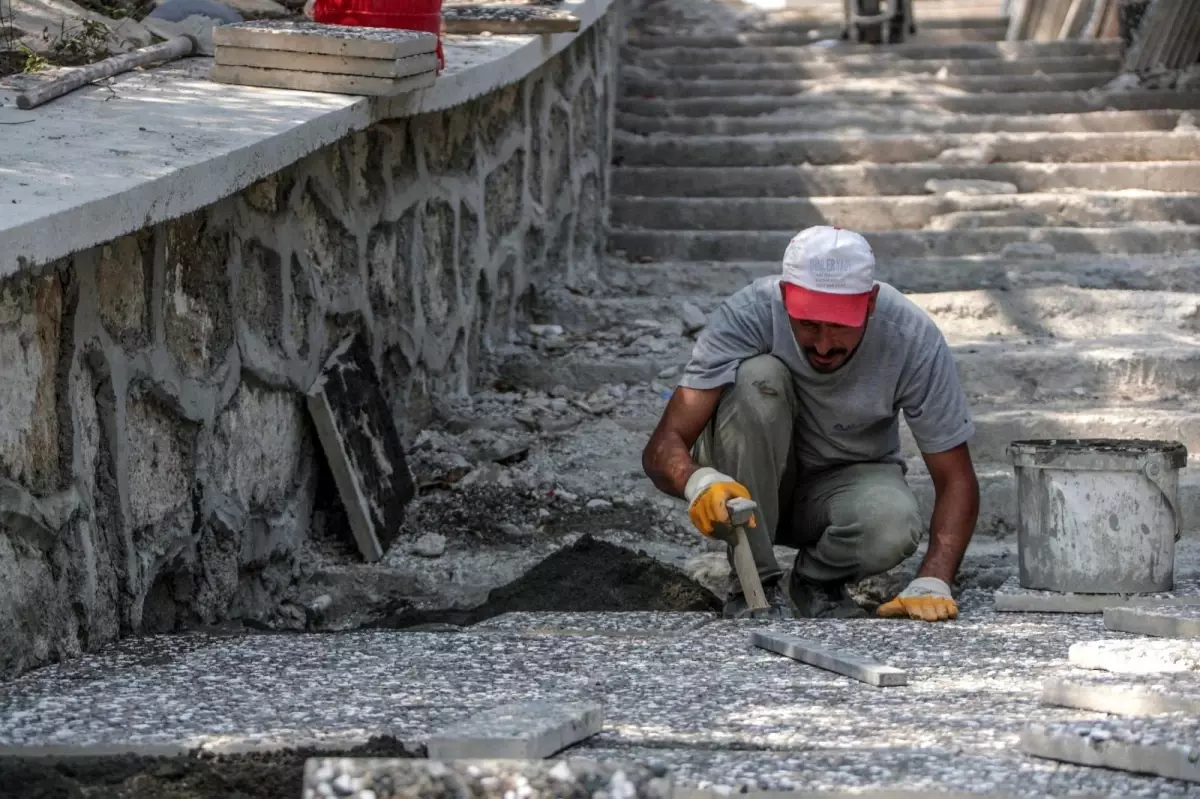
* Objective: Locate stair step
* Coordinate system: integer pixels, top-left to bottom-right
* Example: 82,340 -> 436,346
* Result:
622,72 -> 1111,99
613,131 -> 1200,169
611,162 -> 1200,198
617,89 -> 1200,119
610,225 -> 1200,262
610,192 -> 1200,231
609,254 -> 1200,296
639,55 -> 1120,80
615,109 -> 1186,137
626,27 -> 1022,51
622,39 -> 1123,61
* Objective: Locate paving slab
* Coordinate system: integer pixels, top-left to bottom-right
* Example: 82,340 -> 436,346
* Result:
306,334 -> 415,561
210,64 -> 438,96
993,576 -> 1200,614
750,630 -> 908,687
425,701 -> 603,759
301,757 -> 673,799
1021,715 -> 1200,784
470,611 -> 717,637
1105,605 -> 1200,638
1069,638 -> 1200,673
211,19 -> 438,59
1042,671 -> 1200,715
213,48 -> 440,78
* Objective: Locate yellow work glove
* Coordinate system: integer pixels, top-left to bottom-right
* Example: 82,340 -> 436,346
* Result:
877,576 -> 958,622
683,467 -> 755,537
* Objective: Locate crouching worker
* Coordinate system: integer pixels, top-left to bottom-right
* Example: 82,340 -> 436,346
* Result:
641,226 -> 980,621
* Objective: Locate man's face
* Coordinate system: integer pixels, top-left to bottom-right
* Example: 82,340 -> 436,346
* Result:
788,288 -> 878,373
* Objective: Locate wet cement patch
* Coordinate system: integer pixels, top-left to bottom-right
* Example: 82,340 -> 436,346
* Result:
0,737 -> 418,799
372,535 -> 722,629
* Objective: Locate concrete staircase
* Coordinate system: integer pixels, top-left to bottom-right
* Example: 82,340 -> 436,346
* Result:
604,0 -> 1200,537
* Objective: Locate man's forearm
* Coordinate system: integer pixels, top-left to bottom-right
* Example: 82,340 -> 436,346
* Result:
642,430 -> 701,499
917,475 -> 979,584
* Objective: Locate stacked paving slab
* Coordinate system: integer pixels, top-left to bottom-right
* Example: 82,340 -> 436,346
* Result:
610,0 -> 1200,538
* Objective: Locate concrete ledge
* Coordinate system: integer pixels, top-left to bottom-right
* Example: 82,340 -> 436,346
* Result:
0,0 -> 615,279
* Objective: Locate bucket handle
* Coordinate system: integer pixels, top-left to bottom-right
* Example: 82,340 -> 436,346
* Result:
1142,457 -> 1183,541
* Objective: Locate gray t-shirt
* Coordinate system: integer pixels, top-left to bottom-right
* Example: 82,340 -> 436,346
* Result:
680,277 -> 974,473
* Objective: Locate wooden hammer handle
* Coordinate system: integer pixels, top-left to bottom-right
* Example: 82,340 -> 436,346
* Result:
17,35 -> 195,110
733,526 -> 770,611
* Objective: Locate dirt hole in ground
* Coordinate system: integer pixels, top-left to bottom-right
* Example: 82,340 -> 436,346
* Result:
375,534 -> 722,629
0,737 -> 418,799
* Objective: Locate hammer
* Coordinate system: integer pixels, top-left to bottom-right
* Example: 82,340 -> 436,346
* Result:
723,497 -> 771,615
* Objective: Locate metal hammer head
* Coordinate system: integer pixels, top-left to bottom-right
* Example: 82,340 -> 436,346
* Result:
726,497 -> 758,527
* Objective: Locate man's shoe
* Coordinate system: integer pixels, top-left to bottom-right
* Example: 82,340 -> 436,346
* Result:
723,581 -> 795,620
787,575 -> 868,619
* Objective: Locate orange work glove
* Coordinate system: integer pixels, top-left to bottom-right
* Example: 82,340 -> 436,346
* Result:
877,577 -> 958,622
683,467 -> 756,537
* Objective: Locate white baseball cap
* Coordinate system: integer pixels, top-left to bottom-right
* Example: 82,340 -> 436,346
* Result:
780,225 -> 876,327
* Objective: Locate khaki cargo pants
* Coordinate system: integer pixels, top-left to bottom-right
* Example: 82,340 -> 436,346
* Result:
691,355 -> 923,595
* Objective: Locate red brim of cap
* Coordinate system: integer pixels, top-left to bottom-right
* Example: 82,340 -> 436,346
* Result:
783,282 -> 871,327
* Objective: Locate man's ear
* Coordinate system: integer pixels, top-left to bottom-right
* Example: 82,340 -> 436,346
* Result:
867,284 -> 881,314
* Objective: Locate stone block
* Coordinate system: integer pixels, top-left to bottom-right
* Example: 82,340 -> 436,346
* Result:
298,182 -> 359,302
238,239 -> 284,349
1069,638 -> 1200,674
485,148 -> 525,251
0,271 -> 63,495
993,575 -> 1200,613
125,387 -> 197,536
302,757 -> 672,799
95,231 -> 151,350
1041,672 -> 1200,716
210,64 -> 437,97
750,630 -> 908,687
211,20 -> 437,59
1105,605 -> 1200,639
1021,716 -> 1200,784
425,701 -> 604,760
208,381 -> 309,514
306,334 -> 414,561
161,213 -> 234,380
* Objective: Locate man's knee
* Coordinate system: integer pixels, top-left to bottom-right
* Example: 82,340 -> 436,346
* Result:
722,355 -> 793,421
854,485 -> 923,575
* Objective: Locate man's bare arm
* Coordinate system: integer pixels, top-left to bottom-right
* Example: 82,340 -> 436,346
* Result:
641,386 -> 723,498
917,443 -> 980,584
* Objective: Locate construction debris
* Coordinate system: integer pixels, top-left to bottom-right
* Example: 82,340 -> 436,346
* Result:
210,19 -> 438,95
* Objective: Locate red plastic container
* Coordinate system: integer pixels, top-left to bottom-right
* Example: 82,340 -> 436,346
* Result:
313,0 -> 444,71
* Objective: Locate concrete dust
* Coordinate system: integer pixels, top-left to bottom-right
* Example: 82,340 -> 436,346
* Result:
0,738 -> 418,799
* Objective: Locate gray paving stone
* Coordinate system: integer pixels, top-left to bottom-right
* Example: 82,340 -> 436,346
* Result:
1021,716 -> 1200,784
302,757 -> 673,799
1105,606 -> 1200,639
750,630 -> 908,687
471,611 -> 717,637
425,701 -> 603,759
1069,638 -> 1200,673
1042,671 -> 1200,716
994,576 -> 1200,614
211,19 -> 437,58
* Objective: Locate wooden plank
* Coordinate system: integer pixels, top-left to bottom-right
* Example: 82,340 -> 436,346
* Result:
211,63 -> 436,96
215,47 -> 438,79
212,20 -> 436,59
440,5 -> 580,34
750,630 -> 908,687
304,334 -> 416,561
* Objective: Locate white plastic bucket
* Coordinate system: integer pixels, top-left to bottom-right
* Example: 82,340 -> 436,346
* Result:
1007,439 -> 1188,594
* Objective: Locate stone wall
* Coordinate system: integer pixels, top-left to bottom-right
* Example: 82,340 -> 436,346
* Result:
0,12 -> 620,680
